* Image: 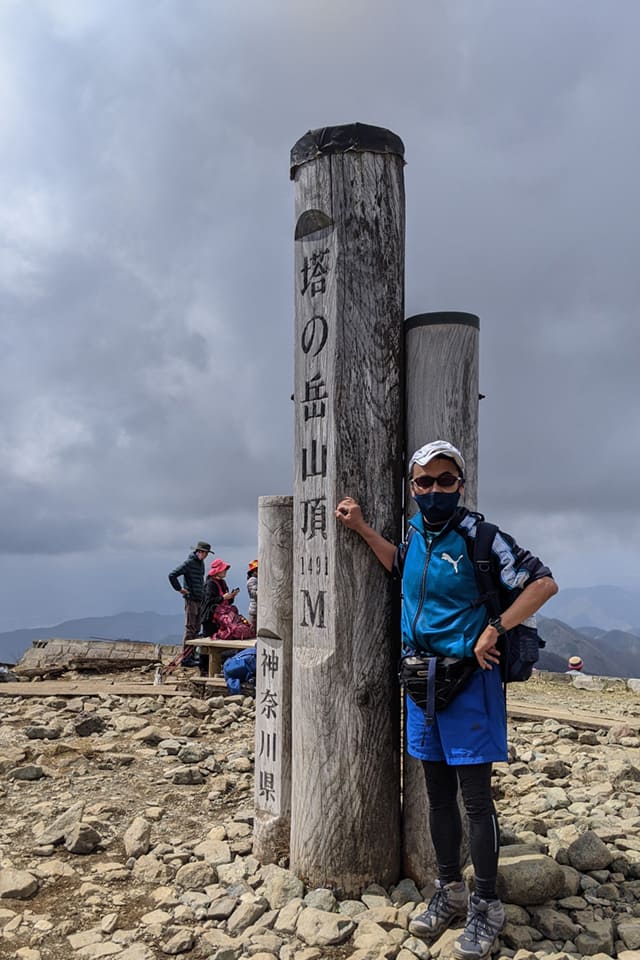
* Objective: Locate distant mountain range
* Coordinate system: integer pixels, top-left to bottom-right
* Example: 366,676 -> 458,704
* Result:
537,616 -> 640,678
544,585 -> 640,633
0,611 -> 184,664
1,586 -> 639,678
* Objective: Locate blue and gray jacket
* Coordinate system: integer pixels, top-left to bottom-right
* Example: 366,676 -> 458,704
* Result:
395,508 -> 552,659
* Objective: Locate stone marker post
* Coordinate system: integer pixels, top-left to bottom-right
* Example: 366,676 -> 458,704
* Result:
289,123 -> 405,894
402,311 -> 480,886
254,495 -> 293,863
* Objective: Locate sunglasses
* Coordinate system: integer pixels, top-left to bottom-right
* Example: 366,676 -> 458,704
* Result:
411,472 -> 462,490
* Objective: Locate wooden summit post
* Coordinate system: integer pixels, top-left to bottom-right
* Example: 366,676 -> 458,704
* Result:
403,310 -> 480,886
290,123 -> 405,894
254,495 -> 293,863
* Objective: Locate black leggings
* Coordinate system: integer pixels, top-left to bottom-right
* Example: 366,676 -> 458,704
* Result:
422,760 -> 500,901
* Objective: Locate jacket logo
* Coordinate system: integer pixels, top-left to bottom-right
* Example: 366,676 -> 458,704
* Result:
441,552 -> 463,574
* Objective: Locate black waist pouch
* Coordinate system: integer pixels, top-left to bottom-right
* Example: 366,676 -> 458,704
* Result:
399,654 -> 478,722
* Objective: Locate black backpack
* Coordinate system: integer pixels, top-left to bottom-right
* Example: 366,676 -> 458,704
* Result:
471,521 -> 545,683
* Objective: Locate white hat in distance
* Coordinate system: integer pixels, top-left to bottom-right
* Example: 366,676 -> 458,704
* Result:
408,440 -> 465,477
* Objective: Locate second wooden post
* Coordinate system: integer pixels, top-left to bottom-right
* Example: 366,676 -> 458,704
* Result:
402,310 -> 480,886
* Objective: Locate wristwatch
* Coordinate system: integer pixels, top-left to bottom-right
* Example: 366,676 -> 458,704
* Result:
488,616 -> 507,635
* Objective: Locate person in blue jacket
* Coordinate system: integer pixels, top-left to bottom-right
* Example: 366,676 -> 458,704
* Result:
336,440 -> 557,960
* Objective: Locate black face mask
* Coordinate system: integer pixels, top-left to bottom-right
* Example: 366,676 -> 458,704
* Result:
414,490 -> 460,524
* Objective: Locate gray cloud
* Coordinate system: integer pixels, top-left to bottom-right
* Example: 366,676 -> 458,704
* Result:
1,0 -> 639,628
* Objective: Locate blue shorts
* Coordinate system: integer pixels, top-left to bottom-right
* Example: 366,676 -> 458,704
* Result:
406,666 -> 508,765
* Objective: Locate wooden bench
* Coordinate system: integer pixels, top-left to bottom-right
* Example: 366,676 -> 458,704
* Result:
185,638 -> 255,678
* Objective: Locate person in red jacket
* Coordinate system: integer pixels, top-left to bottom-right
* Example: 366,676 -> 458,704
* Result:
200,560 -> 240,637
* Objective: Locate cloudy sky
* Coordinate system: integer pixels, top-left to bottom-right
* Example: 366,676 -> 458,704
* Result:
1,0 -> 639,632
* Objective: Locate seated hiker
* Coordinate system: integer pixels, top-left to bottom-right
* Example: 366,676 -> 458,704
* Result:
199,559 -> 255,676
201,559 -> 239,637
197,559 -> 239,676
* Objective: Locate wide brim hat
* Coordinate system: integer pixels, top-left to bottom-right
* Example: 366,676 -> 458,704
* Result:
408,440 -> 465,476
193,541 -> 212,554
248,560 -> 258,572
209,558 -> 230,577
568,656 -> 583,670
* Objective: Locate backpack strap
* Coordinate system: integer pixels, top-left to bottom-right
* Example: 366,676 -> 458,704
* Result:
394,525 -> 416,579
471,521 -> 501,617
471,520 -> 512,693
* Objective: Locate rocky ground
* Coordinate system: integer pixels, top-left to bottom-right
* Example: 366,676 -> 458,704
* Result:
0,670 -> 639,960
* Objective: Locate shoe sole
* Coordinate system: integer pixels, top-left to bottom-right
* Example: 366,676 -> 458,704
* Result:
409,910 -> 467,940
452,932 -> 499,960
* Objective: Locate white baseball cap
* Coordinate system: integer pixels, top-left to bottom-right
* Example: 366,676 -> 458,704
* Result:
408,440 -> 465,476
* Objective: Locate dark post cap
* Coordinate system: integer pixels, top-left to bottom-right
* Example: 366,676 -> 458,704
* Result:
290,123 -> 405,179
405,312 -> 480,331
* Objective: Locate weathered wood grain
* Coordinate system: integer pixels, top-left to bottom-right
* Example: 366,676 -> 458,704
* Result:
254,495 -> 293,864
290,128 -> 405,894
405,314 -> 479,511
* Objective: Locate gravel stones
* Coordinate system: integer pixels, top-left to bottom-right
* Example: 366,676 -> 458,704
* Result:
123,817 -> 151,859
260,864 -> 305,909
619,920 -> 640,950
7,764 -> 44,781
0,670 -> 639,959
73,715 -> 105,737
35,800 -> 85,846
200,927 -> 240,957
496,845 -> 566,905
390,878 -> 422,905
0,868 -> 38,899
160,927 -> 194,954
174,861 -> 216,891
131,854 -> 169,884
24,725 -> 60,740
528,904 -> 581,939
131,725 -> 173,745
296,907 -> 356,946
567,829 -> 616,871
226,895 -> 269,934
64,822 -> 101,854
207,896 -> 238,920
303,887 -> 337,912
171,766 -> 205,785
192,838 -> 232,865
575,917 -> 616,955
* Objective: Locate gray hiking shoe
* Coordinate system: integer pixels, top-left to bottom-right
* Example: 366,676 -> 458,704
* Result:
409,879 -> 468,940
453,894 -> 505,960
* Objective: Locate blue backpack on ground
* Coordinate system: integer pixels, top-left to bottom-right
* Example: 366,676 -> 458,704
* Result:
222,647 -> 257,693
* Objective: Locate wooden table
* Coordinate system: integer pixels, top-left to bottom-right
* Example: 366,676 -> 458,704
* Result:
185,638 -> 255,677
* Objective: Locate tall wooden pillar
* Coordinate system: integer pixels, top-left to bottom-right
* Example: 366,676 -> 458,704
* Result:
253,495 -> 293,863
289,123 -> 405,894
403,311 -> 479,886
